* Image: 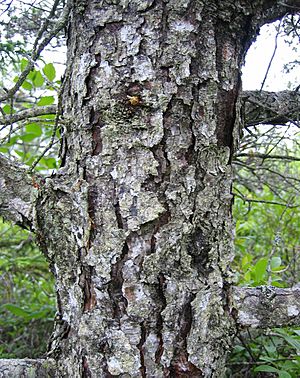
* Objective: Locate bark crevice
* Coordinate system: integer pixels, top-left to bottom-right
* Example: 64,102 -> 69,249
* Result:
155,273 -> 167,365
108,241 -> 129,320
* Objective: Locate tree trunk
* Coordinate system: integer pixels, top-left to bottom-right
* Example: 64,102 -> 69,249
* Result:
11,1 -> 298,377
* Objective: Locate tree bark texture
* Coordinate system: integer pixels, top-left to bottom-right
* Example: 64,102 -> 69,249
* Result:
1,1 -> 300,377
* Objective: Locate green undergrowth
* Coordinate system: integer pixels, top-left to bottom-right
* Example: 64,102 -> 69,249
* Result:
0,222 -> 55,358
227,186 -> 300,378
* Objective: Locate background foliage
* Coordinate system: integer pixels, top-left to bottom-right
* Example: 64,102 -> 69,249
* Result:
0,223 -> 55,358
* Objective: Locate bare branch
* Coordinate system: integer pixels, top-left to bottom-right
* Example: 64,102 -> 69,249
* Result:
232,192 -> 299,207
231,286 -> 300,328
0,359 -> 55,378
0,154 -> 40,229
235,153 -> 300,161
242,90 -> 300,127
260,19 -> 281,91
260,1 -> 300,25
0,105 -> 57,126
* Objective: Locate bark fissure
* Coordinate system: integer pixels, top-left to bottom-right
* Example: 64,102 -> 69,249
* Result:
108,241 -> 129,321
170,294 -> 204,377
82,355 -> 92,378
155,273 -> 167,365
137,322 -> 147,378
78,250 -> 97,313
114,199 -> 125,230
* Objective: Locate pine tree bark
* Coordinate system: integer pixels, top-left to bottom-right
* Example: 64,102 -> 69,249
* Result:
1,1 -> 300,377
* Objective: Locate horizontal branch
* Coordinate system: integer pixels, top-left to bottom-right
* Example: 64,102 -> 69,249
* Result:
0,359 -> 55,377
0,105 -> 57,126
0,154 -> 39,229
242,90 -> 300,126
261,1 -> 300,24
232,192 -> 298,208
231,286 -> 300,328
235,153 -> 300,161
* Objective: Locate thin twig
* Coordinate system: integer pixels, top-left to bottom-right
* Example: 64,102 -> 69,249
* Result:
233,193 -> 299,208
260,20 -> 282,91
235,153 -> 300,161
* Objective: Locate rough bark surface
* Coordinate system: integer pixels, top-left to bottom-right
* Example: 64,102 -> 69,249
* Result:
40,1 -> 254,376
1,1 -> 300,377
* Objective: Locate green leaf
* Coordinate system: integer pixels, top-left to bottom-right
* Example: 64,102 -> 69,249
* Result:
244,270 -> 251,283
242,253 -> 252,267
37,96 -> 55,106
271,280 -> 285,288
15,151 -> 33,163
20,133 -> 38,142
39,114 -> 56,120
27,70 -> 36,81
4,135 -> 18,147
260,356 -> 277,363
254,258 -> 268,282
254,365 -> 279,373
43,63 -> 56,81
27,309 -> 48,320
278,371 -> 292,378
272,266 -> 285,272
25,123 -> 42,137
2,304 -> 29,318
233,345 -> 245,353
40,157 -> 57,169
21,80 -> 33,91
20,58 -> 29,71
33,71 -> 44,87
271,256 -> 282,269
281,334 -> 300,351
2,104 -> 14,114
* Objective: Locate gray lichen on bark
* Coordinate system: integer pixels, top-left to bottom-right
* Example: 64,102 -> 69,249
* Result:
43,1 -> 252,376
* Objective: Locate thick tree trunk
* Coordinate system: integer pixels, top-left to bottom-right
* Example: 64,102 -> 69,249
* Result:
1,1 -> 297,377
37,2 -> 249,376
